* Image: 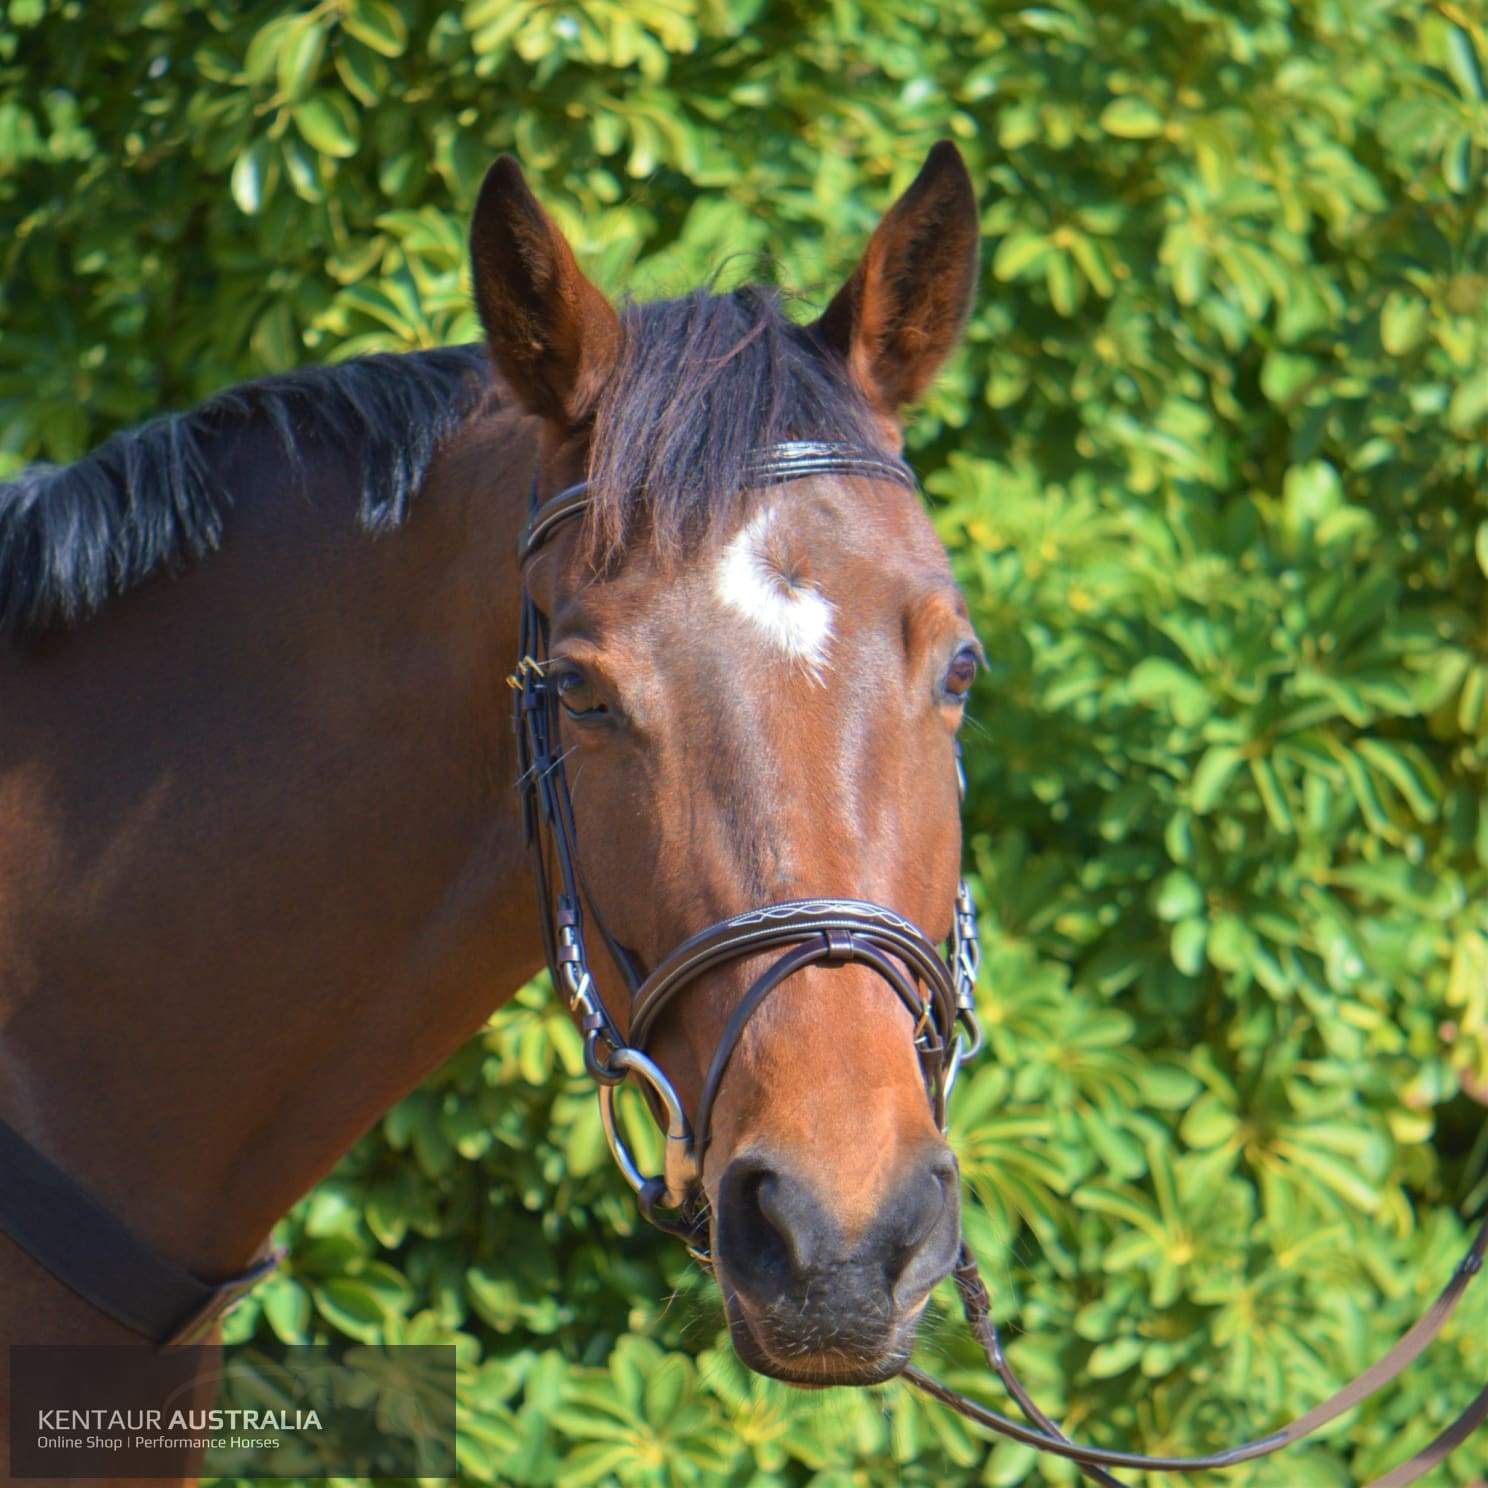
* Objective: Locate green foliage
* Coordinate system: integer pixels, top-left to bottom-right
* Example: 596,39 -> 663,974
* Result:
4,0 -> 1488,1483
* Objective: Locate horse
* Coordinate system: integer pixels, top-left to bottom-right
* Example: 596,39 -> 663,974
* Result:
0,141 -> 984,1476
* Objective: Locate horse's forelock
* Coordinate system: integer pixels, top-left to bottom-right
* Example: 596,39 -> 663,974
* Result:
582,286 -> 882,564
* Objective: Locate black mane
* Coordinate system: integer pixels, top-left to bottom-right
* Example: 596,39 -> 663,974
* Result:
0,344 -> 489,636
0,285 -> 879,636
584,285 -> 881,560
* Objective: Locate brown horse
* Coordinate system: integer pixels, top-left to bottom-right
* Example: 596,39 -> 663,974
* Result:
0,141 -> 981,1471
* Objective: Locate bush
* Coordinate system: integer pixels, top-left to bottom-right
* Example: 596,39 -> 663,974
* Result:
3,0 -> 1486,1483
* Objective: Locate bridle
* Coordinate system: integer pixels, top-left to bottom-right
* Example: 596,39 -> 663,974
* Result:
509,439 -> 983,1254
511,438 -> 1488,1488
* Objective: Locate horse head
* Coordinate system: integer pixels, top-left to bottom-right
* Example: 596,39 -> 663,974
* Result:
471,144 -> 982,1385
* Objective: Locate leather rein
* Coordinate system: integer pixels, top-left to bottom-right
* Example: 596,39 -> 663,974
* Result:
514,439 -> 1488,1488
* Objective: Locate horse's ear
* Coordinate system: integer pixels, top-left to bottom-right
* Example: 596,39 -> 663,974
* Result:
812,142 -> 980,416
469,156 -> 621,425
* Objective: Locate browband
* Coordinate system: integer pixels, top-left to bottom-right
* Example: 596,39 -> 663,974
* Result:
517,439 -> 915,563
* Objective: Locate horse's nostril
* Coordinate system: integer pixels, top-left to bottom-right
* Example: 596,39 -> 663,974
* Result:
716,1160 -> 826,1300
898,1157 -> 955,1254
754,1171 -> 813,1273
889,1149 -> 960,1308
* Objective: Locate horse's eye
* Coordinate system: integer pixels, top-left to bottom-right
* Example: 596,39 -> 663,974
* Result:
943,646 -> 979,701
555,669 -> 608,720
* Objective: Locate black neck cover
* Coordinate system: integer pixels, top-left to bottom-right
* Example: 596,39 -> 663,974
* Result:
0,1116 -> 282,1344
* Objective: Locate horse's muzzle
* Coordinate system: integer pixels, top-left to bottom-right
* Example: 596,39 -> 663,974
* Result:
711,1143 -> 961,1384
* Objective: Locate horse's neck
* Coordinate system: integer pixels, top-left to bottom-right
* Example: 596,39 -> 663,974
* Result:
0,406 -> 546,1291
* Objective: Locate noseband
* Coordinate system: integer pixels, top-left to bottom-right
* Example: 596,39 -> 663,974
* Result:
511,440 -> 1488,1487
510,441 -> 982,1253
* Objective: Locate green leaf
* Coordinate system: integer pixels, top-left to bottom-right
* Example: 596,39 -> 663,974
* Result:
1444,23 -> 1484,99
1207,912 -> 1256,972
313,1278 -> 388,1342
1261,348 -> 1316,405
1153,869 -> 1203,922
335,38 -> 387,107
1100,97 -> 1164,138
643,1354 -> 690,1425
244,14 -> 297,82
281,135 -> 324,203
1284,460 -> 1344,532
1088,1335 -> 1144,1376
342,0 -> 408,57
1447,371 -> 1488,431
230,138 -> 274,215
1129,656 -> 1211,727
1356,739 -> 1439,822
251,302 -> 299,371
260,1276 -> 311,1343
1274,1140 -> 1381,1214
993,229 -> 1050,280
1381,290 -> 1427,355
987,1439 -> 1039,1486
1250,756 -> 1293,832
277,16 -> 328,101
1191,745 -> 1244,813
1181,1093 -> 1239,1149
560,1442 -> 640,1486
1140,1063 -> 1202,1108
336,283 -> 418,337
294,92 -> 360,158
1171,917 -> 1208,976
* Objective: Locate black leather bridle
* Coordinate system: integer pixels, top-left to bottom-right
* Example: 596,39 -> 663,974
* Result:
513,439 -> 1488,1488
510,439 -> 983,1254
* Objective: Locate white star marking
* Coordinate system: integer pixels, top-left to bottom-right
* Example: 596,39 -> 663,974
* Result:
714,506 -> 834,681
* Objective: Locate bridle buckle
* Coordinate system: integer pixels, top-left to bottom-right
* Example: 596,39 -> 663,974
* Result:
504,654 -> 546,691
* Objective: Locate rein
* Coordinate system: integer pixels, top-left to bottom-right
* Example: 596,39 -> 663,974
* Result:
907,1230 -> 1488,1488
515,438 -> 1488,1488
